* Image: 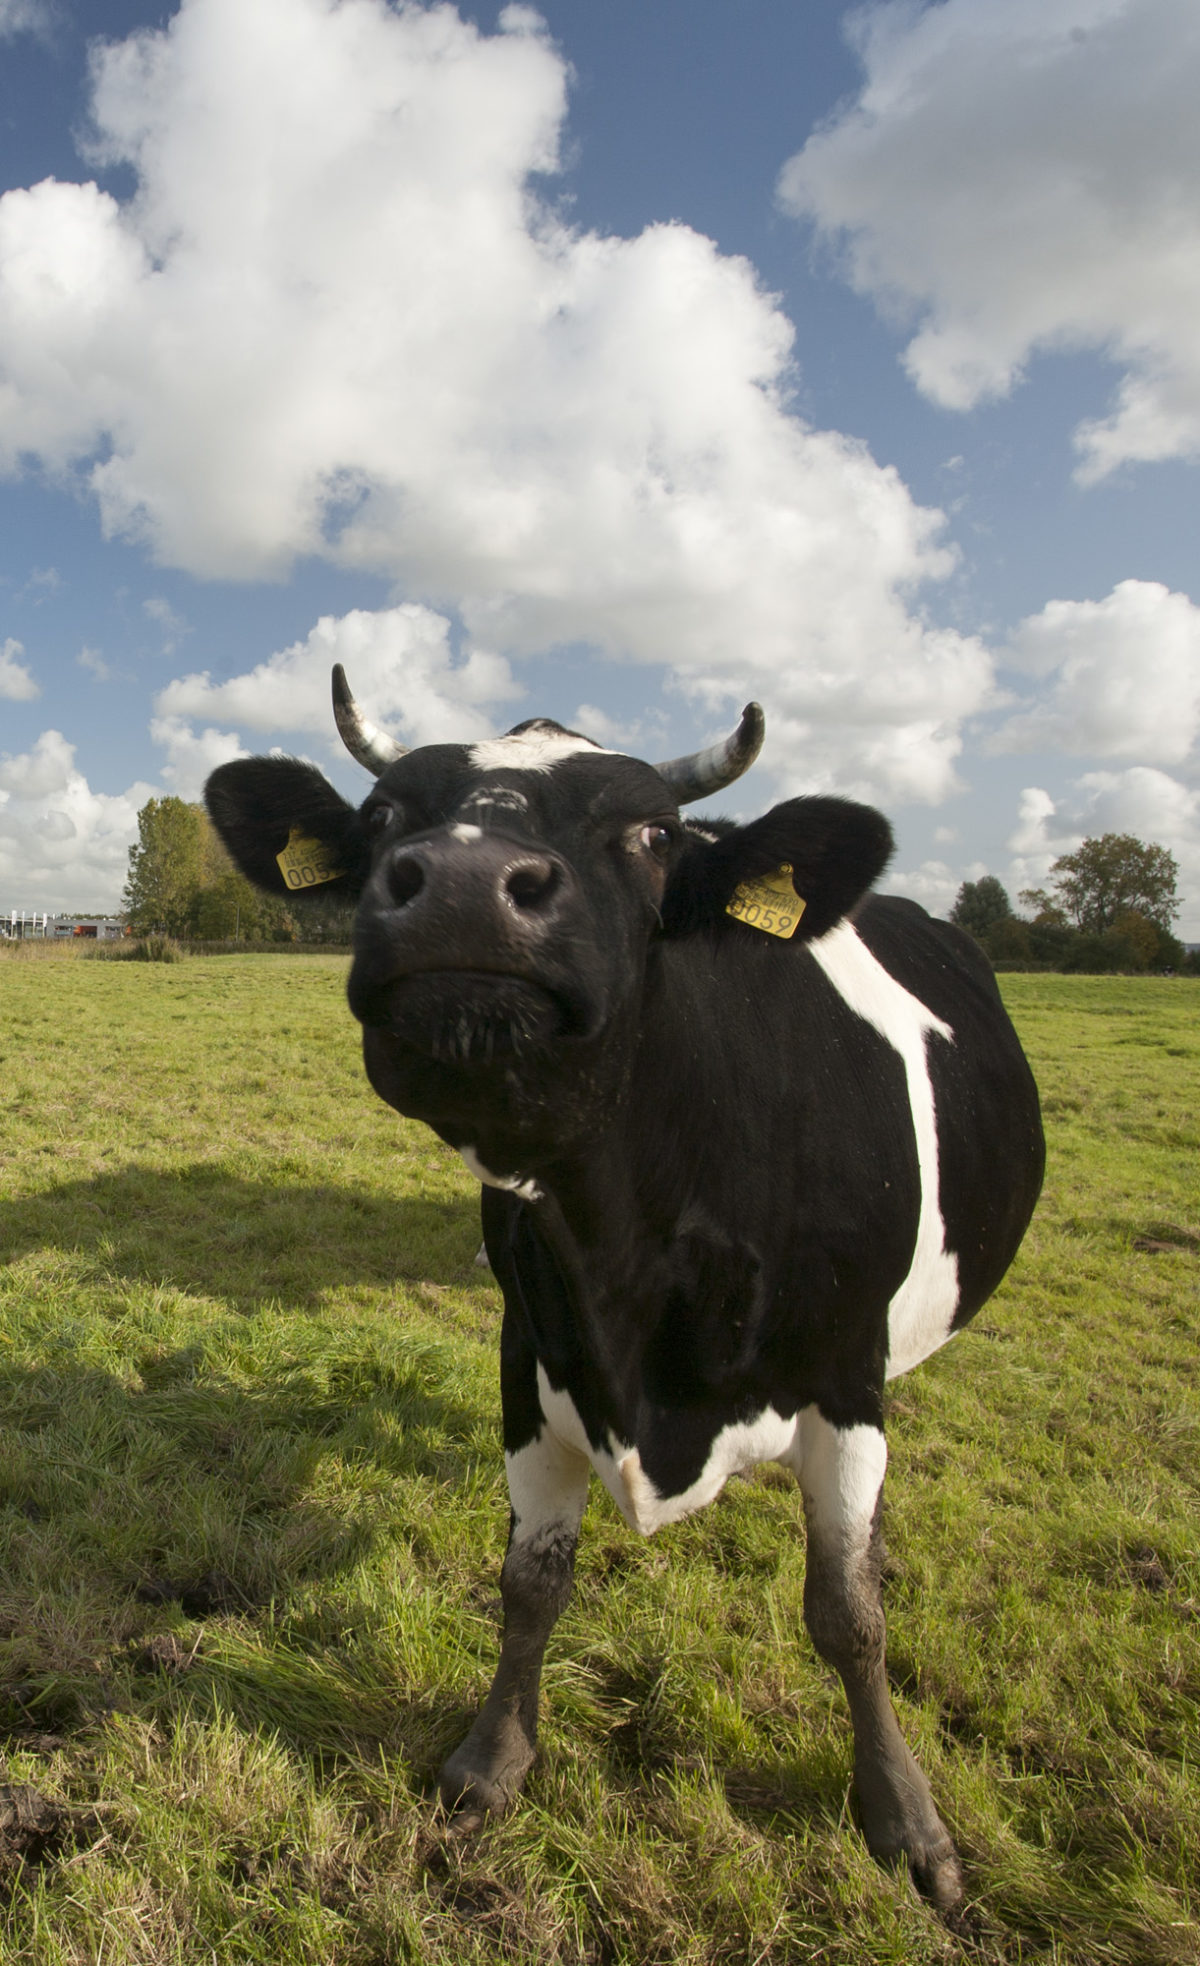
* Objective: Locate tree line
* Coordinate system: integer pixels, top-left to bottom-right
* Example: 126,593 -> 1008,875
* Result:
950,833 -> 1195,973
121,800 -> 1191,972
122,796 -> 354,943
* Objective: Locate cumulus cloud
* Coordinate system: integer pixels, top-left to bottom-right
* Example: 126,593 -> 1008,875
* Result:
993,580 -> 1200,762
779,0 -> 1200,479
149,716 -> 246,802
0,636 -> 38,699
155,603 -> 522,770
143,595 -> 190,656
881,857 -> 966,919
0,729 -> 157,911
0,0 -> 990,808
1007,768 -> 1200,934
0,0 -> 50,35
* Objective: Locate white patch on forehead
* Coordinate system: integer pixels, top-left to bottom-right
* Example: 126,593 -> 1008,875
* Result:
449,822 -> 483,843
808,919 -> 960,1379
460,785 -> 531,818
536,1366 -> 798,1536
468,726 -> 616,774
459,1144 -> 542,1204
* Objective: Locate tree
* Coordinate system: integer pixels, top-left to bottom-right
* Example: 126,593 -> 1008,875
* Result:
978,915 -> 1033,965
124,794 -> 344,942
122,797 -> 208,935
1018,886 -> 1068,927
1044,833 -> 1180,935
949,876 -> 1013,937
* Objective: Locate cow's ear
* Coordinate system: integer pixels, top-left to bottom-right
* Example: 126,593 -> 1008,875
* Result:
660,797 -> 894,942
205,758 -> 371,901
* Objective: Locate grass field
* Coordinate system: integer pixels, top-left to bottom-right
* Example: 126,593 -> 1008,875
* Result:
0,950 -> 1196,1964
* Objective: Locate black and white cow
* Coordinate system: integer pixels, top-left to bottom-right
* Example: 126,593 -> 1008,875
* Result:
206,669 -> 1043,1910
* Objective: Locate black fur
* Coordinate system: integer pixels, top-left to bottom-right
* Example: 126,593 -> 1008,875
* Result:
206,757 -> 370,899
661,796 -> 894,941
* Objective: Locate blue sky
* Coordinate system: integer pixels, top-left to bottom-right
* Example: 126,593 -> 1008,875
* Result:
2,0 -> 1198,929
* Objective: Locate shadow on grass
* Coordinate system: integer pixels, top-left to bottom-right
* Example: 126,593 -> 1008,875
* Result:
0,1161 -> 483,1312
0,1346 -> 495,1757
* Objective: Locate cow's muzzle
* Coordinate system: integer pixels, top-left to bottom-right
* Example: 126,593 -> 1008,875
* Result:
347,831 -> 587,1051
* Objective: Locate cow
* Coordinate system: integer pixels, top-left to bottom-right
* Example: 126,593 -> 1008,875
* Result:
206,667 -> 1044,1911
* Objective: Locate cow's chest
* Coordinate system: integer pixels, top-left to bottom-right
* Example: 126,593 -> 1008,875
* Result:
534,1363 -> 798,1535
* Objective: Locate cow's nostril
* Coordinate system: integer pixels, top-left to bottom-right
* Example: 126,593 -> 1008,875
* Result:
389,853 -> 426,907
505,859 -> 560,911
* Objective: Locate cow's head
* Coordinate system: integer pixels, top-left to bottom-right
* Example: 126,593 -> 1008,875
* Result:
206,669 -> 892,1169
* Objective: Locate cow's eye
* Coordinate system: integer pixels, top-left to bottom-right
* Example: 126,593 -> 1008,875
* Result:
365,801 -> 394,838
639,822 -> 674,860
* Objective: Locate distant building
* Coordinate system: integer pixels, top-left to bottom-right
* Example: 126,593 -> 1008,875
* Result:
3,912 -> 129,940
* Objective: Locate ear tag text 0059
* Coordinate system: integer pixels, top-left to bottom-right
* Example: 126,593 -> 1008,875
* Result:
275,827 -> 344,890
725,863 -> 806,939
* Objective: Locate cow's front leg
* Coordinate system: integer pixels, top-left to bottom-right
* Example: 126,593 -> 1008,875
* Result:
439,1406 -> 589,1818
791,1409 -> 963,1911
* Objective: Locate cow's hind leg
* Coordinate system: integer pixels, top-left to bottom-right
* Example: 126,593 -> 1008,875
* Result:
790,1409 -> 963,1911
439,1417 -> 589,1819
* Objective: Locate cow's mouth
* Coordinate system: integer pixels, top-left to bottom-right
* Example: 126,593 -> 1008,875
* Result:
349,969 -> 577,1063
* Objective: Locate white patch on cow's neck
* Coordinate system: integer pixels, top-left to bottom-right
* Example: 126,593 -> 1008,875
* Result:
535,1367 -> 798,1535
459,1144 -> 543,1204
468,726 -> 615,774
808,919 -> 960,1379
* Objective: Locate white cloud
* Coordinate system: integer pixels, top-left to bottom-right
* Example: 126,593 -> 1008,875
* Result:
0,729 -> 157,912
779,0 -> 1200,479
156,603 -> 522,763
77,645 -> 112,682
993,579 -> 1200,762
0,0 -> 990,810
1006,769 -> 1200,934
143,594 -> 191,655
881,857 -> 961,918
0,0 -> 49,35
0,636 -> 38,699
149,716 -> 246,802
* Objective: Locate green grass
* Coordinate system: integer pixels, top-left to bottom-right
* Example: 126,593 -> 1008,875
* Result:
0,955 -> 1196,1963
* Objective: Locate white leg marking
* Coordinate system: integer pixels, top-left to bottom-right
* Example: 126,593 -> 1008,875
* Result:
809,921 -> 960,1378
784,1405 -> 888,1552
537,1366 -> 798,1535
505,1424 -> 589,1553
459,1144 -> 543,1204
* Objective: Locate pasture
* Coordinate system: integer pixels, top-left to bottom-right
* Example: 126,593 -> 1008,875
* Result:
0,949 -> 1195,1964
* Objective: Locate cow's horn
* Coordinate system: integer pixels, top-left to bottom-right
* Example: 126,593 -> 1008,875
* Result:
332,664 -> 408,775
653,703 -> 765,804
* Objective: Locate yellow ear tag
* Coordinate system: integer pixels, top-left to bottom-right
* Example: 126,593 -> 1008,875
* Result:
725,863 -> 807,939
275,827 -> 344,890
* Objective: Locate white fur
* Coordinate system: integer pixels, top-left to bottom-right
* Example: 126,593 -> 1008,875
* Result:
505,1425 -> 590,1550
459,1144 -> 543,1204
449,822 -> 483,843
468,727 -> 615,774
536,1366 -> 799,1535
809,920 -> 960,1379
460,785 -> 531,818
782,1408 -> 887,1551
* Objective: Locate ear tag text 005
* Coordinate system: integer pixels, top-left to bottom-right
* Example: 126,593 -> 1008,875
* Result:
725,863 -> 806,939
275,827 -> 344,890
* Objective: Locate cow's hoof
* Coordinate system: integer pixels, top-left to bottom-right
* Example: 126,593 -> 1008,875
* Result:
438,1719 -> 536,1820
905,1839 -> 964,1915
